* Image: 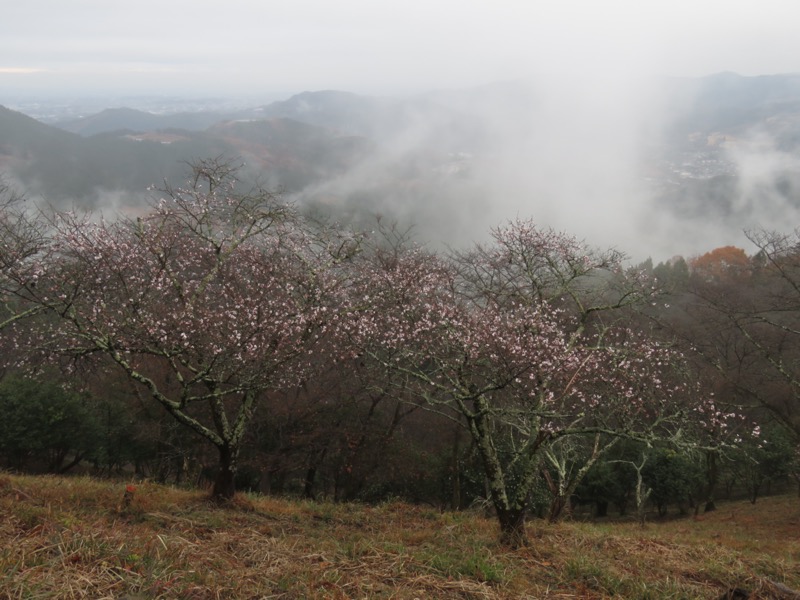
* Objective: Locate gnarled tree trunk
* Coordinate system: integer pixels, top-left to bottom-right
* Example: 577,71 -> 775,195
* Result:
703,450 -> 718,512
212,444 -> 238,501
497,506 -> 528,548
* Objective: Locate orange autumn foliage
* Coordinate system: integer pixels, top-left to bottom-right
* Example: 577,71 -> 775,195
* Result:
690,246 -> 751,281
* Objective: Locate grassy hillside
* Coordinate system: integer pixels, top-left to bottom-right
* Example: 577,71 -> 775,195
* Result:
1,472 -> 799,599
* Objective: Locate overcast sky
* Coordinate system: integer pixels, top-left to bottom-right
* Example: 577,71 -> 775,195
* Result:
2,0 -> 799,97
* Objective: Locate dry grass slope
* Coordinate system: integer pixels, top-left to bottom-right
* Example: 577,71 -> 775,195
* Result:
1,472 -> 799,599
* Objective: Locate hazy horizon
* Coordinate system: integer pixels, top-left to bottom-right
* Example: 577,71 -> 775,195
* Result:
4,1 -> 800,97
4,1 -> 800,263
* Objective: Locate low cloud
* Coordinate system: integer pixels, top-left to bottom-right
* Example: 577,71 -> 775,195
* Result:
295,77 -> 672,260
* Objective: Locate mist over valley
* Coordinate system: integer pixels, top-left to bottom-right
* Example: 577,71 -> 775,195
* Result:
3,72 -> 800,262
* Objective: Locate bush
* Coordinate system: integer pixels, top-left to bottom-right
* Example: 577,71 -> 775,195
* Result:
643,448 -> 704,516
0,375 -> 102,472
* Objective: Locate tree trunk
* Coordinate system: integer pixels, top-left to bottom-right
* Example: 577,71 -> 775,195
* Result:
548,494 -> 570,523
497,507 -> 528,548
703,450 -> 718,512
750,482 -> 760,504
57,453 -> 85,474
212,444 -> 237,501
304,446 -> 327,501
451,424 -> 462,511
466,396 -> 536,547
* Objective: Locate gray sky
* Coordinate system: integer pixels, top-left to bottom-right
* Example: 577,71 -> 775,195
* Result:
2,0 -> 799,96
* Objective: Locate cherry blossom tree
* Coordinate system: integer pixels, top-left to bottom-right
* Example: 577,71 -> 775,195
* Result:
0,180 -> 46,331
453,220 -> 680,522
350,221 -> 718,546
1,160 -> 358,499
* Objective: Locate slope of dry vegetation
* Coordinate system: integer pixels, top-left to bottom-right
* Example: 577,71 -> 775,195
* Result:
1,472 -> 799,599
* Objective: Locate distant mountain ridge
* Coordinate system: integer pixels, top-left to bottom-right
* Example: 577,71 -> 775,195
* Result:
48,73 -> 800,156
0,84 -> 495,207
5,73 -> 800,253
50,91 -> 392,138
664,72 -> 800,137
55,107 -> 230,136
51,88 -> 475,140
0,104 -> 371,206
0,105 -> 78,151
241,90 -> 389,136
